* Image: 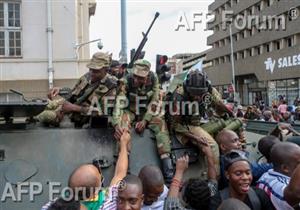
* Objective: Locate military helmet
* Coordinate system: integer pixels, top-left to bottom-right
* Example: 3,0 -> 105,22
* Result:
86,52 -> 112,70
133,59 -> 151,77
183,70 -> 211,96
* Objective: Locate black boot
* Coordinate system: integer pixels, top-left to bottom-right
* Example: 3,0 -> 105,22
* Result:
161,157 -> 174,185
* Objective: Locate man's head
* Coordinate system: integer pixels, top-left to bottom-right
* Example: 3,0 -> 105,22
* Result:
216,129 -> 242,154
282,111 -> 291,121
110,60 -> 122,78
68,164 -> 102,200
138,165 -> 164,206
117,175 -> 144,210
86,52 -> 112,83
132,59 -> 151,86
224,150 -> 252,196
270,142 -> 300,176
258,135 -> 280,162
263,110 -> 273,121
182,179 -> 211,210
183,70 -> 211,101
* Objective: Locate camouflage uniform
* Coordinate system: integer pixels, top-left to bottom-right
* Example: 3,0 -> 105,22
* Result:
112,59 -> 171,156
171,85 -> 221,174
38,52 -> 117,127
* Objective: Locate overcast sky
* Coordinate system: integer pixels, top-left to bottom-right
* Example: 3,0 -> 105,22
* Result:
89,0 -> 214,66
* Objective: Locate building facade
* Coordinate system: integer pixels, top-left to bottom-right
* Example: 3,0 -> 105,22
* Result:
0,0 -> 96,98
205,0 -> 300,106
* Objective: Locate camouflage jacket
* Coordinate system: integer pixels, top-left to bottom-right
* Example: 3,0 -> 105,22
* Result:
171,85 -> 222,134
69,73 -> 117,115
112,72 -> 160,126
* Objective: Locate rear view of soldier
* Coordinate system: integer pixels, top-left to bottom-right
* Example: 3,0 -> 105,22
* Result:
37,52 -> 117,127
112,59 -> 174,182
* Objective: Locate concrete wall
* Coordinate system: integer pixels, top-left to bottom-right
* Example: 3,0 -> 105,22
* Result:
0,0 -> 94,97
205,44 -> 300,85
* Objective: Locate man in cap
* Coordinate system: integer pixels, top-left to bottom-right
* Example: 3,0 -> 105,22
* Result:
38,52 -> 117,127
112,59 -> 173,182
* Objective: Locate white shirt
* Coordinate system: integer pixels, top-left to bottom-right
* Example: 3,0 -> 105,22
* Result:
257,169 -> 293,210
142,185 -> 168,210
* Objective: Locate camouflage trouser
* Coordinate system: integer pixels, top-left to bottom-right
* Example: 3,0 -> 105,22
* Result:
119,110 -> 171,156
36,98 -> 65,126
176,126 -> 220,176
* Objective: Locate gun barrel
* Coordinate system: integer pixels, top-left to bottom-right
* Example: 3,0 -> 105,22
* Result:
128,12 -> 160,68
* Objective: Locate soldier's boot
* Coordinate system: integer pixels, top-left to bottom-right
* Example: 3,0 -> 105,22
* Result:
161,157 -> 174,185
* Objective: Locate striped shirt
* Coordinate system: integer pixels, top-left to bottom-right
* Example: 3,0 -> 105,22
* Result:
257,169 -> 293,210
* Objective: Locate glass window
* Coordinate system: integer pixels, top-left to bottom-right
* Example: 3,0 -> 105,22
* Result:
287,79 -> 299,105
0,2 -> 21,57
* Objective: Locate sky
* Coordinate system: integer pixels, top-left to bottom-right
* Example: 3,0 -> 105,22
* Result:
89,0 -> 214,66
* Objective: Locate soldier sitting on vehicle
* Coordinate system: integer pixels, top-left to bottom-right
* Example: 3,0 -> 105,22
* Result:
169,70 -> 238,176
37,52 -> 117,127
112,59 -> 174,182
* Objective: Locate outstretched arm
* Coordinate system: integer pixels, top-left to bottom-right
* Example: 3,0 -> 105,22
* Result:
110,131 -> 130,186
198,143 -> 217,181
167,155 -> 189,198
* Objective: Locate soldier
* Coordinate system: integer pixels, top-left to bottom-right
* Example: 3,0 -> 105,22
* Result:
169,70 -> 237,175
37,52 -> 117,127
112,59 -> 174,182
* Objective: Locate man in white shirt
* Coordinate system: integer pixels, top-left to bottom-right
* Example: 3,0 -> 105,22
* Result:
257,142 -> 300,210
139,165 -> 169,210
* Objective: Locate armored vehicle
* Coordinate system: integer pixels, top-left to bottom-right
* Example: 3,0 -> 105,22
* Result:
1,90 -> 300,210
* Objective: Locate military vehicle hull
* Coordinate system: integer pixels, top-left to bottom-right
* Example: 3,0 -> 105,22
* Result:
0,122 -> 268,210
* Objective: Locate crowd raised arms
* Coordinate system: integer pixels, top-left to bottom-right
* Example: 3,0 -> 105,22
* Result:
39,52 -> 300,210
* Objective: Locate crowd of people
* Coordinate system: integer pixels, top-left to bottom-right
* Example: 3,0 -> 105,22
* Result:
235,97 -> 300,124
37,52 -> 300,210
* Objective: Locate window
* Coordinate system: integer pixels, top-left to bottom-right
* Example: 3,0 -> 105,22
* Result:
266,43 -> 270,52
0,1 -> 21,57
256,46 -> 261,55
287,36 -> 294,47
256,3 -> 261,11
275,41 -> 280,50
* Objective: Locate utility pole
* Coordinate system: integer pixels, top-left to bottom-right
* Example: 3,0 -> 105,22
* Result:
229,24 -> 236,102
119,0 -> 127,63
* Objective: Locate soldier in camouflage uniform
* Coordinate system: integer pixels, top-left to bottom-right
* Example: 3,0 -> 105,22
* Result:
170,70 -> 236,175
112,59 -> 174,181
37,52 -> 117,127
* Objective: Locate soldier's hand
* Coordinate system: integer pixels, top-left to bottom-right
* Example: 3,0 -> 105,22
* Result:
61,101 -> 78,113
48,87 -> 60,100
194,136 -> 209,146
175,155 -> 189,174
114,125 -> 124,140
135,120 -> 147,134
